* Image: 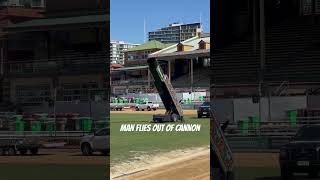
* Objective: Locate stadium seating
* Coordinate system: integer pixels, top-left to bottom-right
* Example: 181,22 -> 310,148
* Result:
172,67 -> 210,88
213,18 -> 320,85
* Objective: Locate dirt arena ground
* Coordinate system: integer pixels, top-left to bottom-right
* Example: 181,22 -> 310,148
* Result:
234,152 -> 279,168
111,151 -> 278,180
112,148 -> 210,180
0,149 -> 107,165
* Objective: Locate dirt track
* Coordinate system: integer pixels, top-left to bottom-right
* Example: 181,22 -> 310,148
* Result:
112,149 -> 210,180
111,151 -> 279,180
234,152 -> 279,168
0,149 -> 107,165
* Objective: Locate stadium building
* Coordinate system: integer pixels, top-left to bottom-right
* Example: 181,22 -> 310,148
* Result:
111,33 -> 210,95
1,0 -> 108,115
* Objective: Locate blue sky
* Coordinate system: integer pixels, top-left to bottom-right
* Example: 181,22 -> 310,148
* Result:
110,0 -> 210,44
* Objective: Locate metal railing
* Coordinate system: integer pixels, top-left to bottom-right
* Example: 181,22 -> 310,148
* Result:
0,131 -> 91,138
8,53 -> 107,75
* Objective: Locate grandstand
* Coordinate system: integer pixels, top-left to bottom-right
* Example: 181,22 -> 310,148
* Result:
212,0 -> 320,149
111,33 -> 210,95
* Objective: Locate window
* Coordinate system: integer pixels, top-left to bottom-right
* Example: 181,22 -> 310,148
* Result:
32,0 -> 42,7
96,128 -> 109,136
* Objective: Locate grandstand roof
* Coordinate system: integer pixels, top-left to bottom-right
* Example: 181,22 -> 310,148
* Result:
127,40 -> 172,52
6,14 -> 107,32
111,65 -> 149,71
149,35 -> 210,59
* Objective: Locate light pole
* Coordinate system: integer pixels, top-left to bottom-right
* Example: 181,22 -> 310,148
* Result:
259,0 -> 265,125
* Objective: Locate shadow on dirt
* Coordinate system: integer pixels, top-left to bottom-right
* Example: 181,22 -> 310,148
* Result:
0,154 -> 52,157
189,117 -> 209,120
71,154 -> 109,157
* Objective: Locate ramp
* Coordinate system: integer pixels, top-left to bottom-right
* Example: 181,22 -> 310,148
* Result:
147,58 -> 183,120
211,110 -> 234,180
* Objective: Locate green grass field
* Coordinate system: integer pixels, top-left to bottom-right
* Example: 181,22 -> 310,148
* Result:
110,113 -> 210,164
0,164 -> 107,180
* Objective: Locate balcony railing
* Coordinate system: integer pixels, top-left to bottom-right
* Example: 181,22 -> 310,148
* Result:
8,53 -> 107,76
111,79 -> 149,86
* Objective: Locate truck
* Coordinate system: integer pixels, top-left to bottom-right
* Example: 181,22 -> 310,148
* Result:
279,125 -> 320,179
135,102 -> 159,111
110,103 -> 123,111
211,110 -> 234,180
147,58 -> 183,122
0,137 -> 40,155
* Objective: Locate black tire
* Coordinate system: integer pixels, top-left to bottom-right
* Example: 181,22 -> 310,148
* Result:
141,109 -> 145,111
153,108 -> 156,111
281,166 -> 292,180
19,149 -> 28,155
147,107 -> 151,111
101,151 -> 109,156
223,171 -> 235,180
8,147 -> 16,156
0,148 -> 6,156
136,107 -> 139,111
30,148 -> 38,155
81,143 -> 93,156
171,113 -> 179,122
308,170 -> 318,178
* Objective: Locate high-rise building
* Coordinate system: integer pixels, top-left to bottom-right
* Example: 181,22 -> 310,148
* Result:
148,22 -> 202,44
110,40 -> 139,64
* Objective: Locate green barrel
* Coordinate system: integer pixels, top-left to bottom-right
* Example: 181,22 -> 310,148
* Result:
288,110 -> 297,128
251,116 -> 261,129
14,115 -> 23,121
199,96 -> 204,102
46,121 -> 55,132
31,121 -> 41,133
240,118 -> 249,135
15,121 -> 25,132
80,117 -> 92,132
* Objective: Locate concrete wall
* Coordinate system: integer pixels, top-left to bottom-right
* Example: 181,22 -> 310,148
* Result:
213,98 -> 233,123
214,96 -> 307,122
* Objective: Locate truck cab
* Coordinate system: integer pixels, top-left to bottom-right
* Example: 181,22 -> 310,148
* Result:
135,102 -> 159,111
280,125 -> 320,179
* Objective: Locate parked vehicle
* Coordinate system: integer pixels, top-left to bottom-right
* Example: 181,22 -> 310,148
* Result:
135,102 -> 159,111
280,125 -> 320,179
110,103 -> 123,111
197,101 -> 210,118
80,128 -> 109,156
0,138 -> 40,155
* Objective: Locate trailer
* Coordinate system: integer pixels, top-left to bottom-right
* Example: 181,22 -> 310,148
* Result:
147,58 -> 183,122
211,110 -> 234,180
0,138 -> 40,155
